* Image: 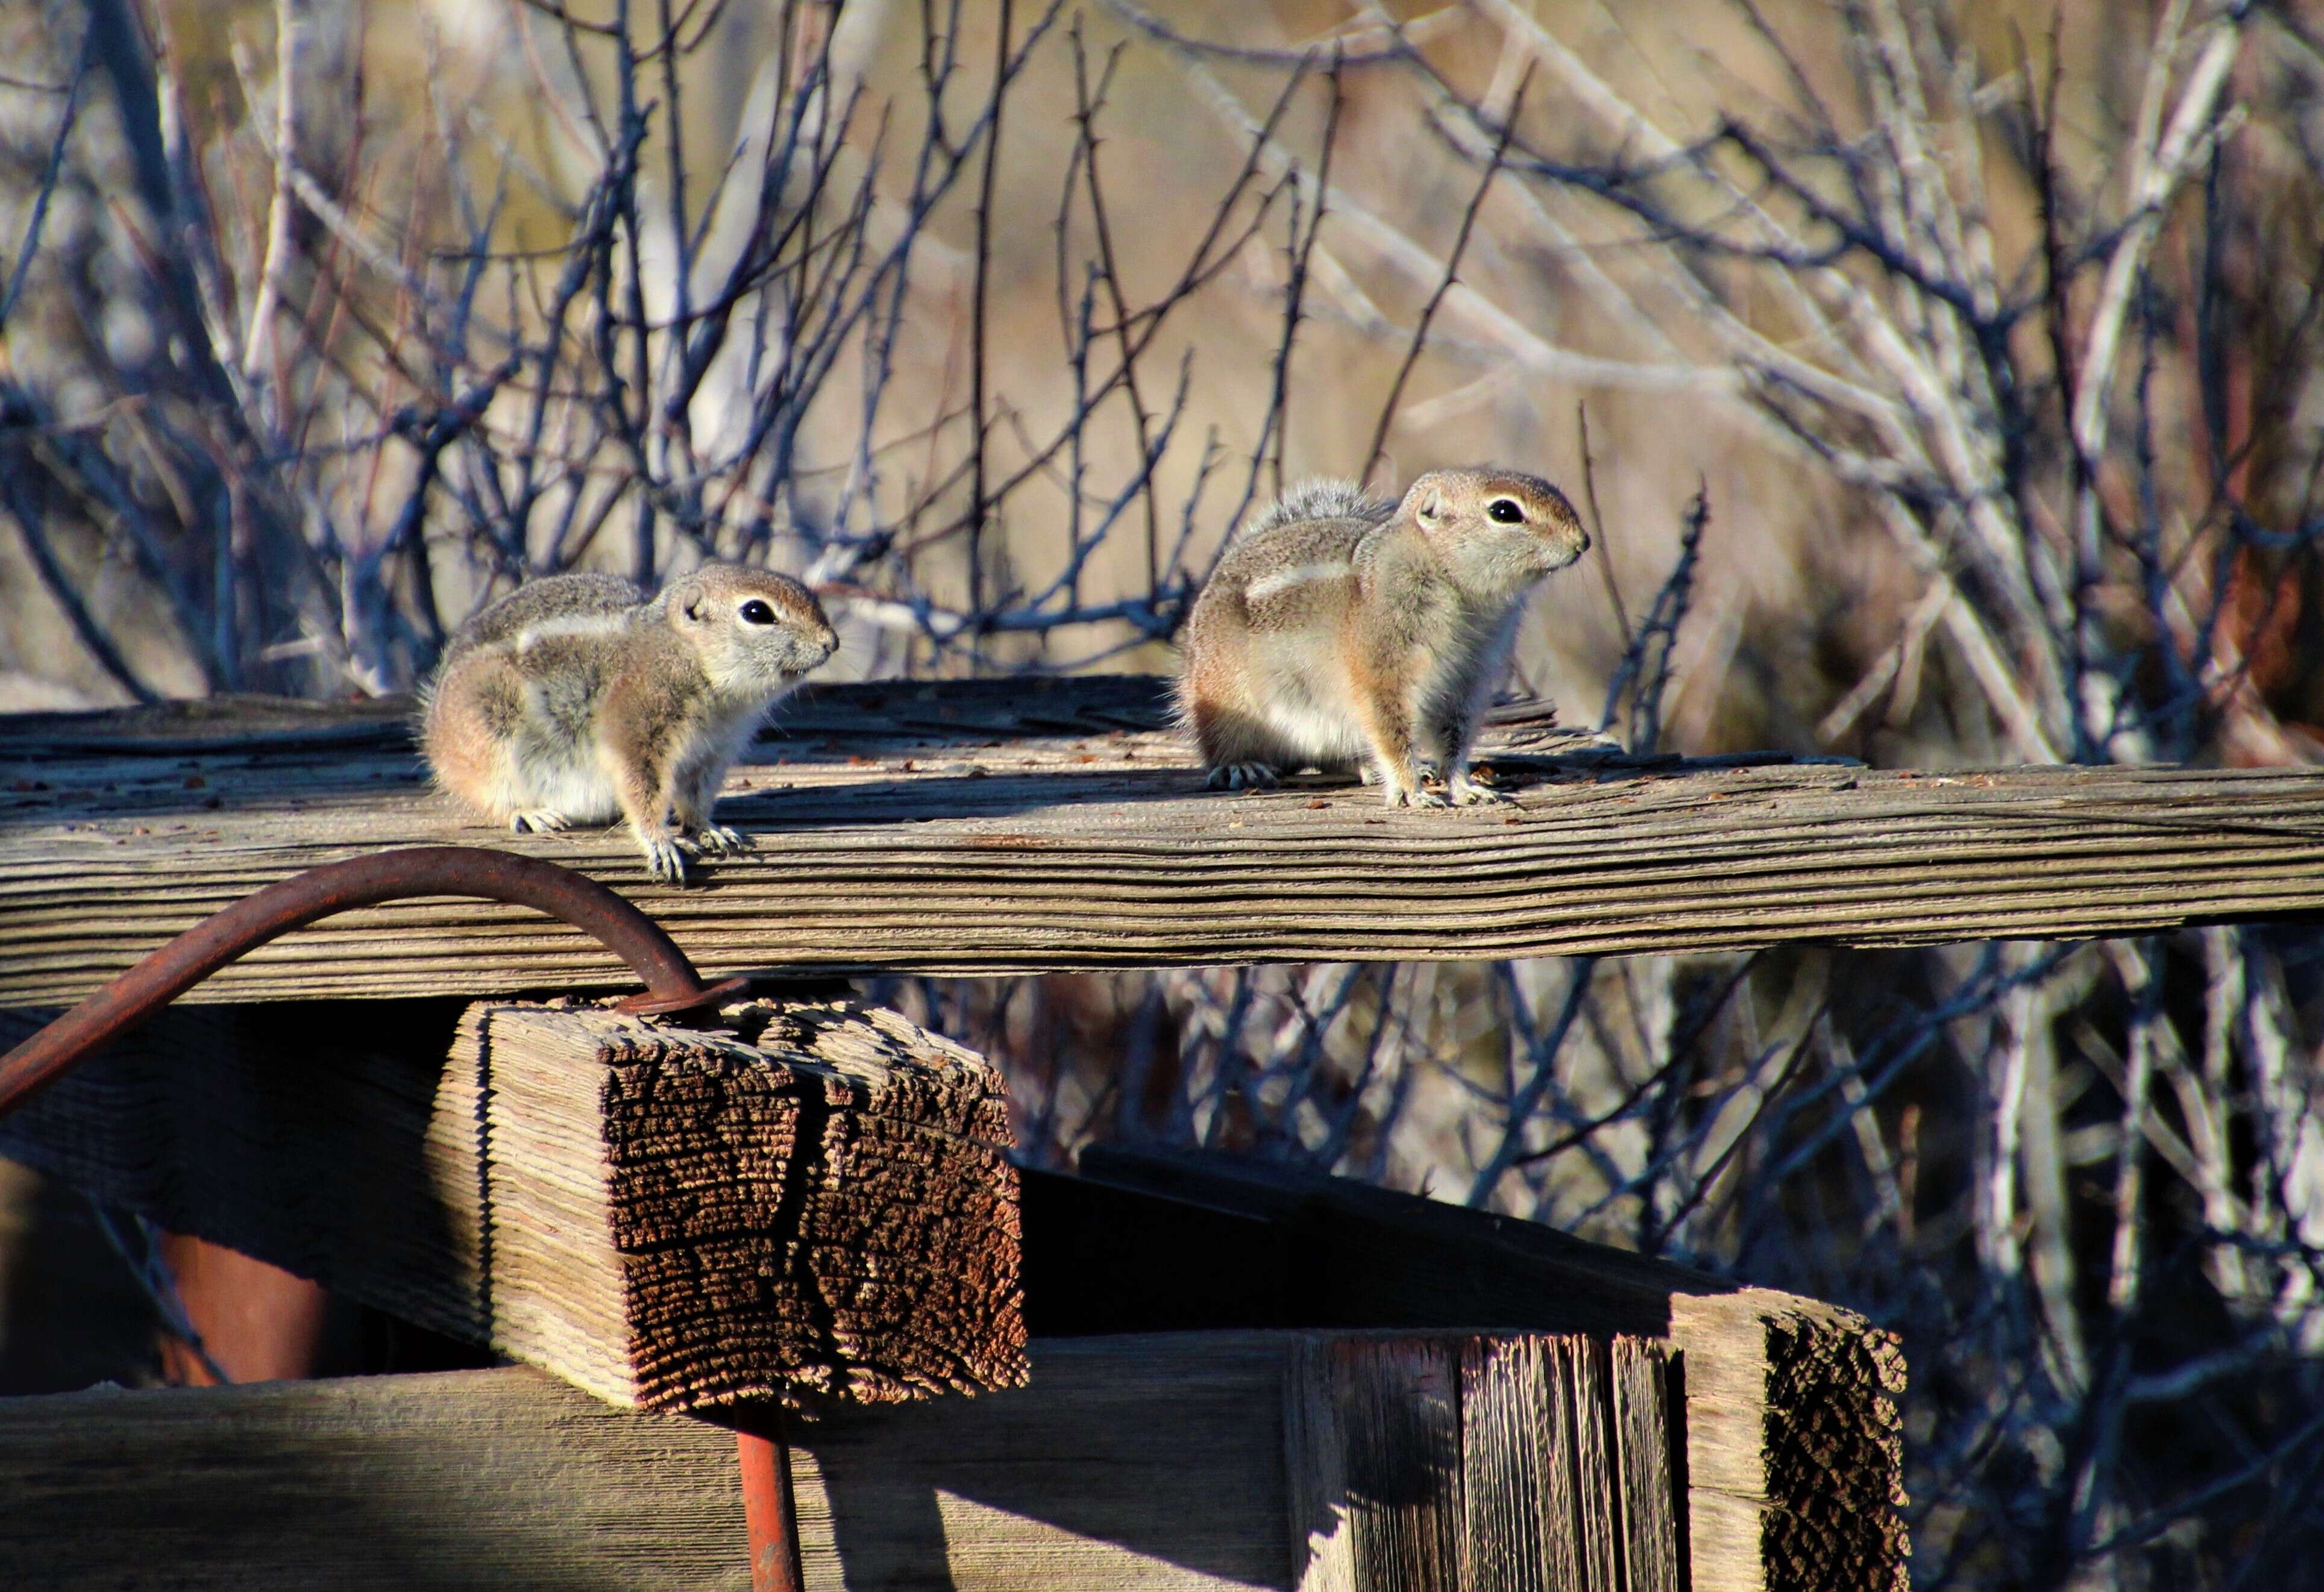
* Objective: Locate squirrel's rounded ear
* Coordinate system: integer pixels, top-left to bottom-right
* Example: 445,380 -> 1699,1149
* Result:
681,594 -> 705,624
1416,488 -> 1446,527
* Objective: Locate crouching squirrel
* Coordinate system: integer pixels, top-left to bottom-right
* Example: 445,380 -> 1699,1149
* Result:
1177,468 -> 1589,807
422,564 -> 837,882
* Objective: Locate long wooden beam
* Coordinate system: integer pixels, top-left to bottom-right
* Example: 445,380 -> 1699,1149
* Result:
8,680 -> 2324,1008
0,1345 -> 1278,1591
0,1333 -> 1693,1592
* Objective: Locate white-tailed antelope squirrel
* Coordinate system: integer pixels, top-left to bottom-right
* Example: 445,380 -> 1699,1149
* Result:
1177,468 -> 1589,807
422,564 -> 838,882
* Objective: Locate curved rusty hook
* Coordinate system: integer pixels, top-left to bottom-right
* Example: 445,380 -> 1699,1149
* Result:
0,845 -> 749,1118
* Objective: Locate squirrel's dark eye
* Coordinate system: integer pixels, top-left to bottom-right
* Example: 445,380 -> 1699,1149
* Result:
739,599 -> 776,625
1487,498 -> 1525,524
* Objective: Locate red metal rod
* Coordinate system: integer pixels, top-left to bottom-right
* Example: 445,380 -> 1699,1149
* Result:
738,1421 -> 807,1592
0,844 -> 733,1119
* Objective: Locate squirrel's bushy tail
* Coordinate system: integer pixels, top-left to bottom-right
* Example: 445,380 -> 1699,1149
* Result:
1236,478 -> 1393,541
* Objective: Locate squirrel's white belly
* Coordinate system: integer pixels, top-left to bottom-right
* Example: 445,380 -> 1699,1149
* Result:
1249,631 -> 1371,763
492,734 -> 623,824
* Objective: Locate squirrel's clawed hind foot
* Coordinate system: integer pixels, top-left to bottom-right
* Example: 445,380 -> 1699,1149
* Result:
1446,770 -> 1515,806
1206,762 -> 1281,791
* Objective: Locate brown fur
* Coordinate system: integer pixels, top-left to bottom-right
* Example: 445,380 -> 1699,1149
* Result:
435,572 -> 645,666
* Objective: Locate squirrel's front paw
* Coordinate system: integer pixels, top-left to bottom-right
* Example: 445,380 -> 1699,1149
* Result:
511,810 -> 571,834
640,834 -> 693,885
689,824 -> 752,856
1385,785 -> 1449,809
1448,772 -> 1515,806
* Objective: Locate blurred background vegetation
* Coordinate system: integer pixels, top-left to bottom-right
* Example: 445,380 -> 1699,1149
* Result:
5,0 -> 2324,1585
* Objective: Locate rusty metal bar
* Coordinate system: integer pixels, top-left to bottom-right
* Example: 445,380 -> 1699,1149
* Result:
738,1418 -> 808,1592
0,844 -> 746,1116
153,1232 -> 335,1386
0,843 -> 796,1591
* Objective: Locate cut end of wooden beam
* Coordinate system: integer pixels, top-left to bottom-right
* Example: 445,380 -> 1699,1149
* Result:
1759,1312 -> 1909,1592
1666,1293 -> 1908,1592
454,998 -> 1029,1414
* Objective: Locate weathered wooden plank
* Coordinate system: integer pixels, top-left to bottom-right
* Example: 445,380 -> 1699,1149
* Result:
1072,1147 -> 1906,1592
0,1338 -> 1295,1592
0,997 -> 1025,1415
0,1331 -> 1697,1592
1286,1336 -> 1464,1592
9,682 -> 2322,1007
1612,1338 -> 1684,1592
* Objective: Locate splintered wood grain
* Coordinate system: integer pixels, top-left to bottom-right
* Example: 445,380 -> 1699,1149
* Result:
1565,1338 -> 1622,1592
1286,1332 -> 1682,1592
1612,1339 -> 1683,1592
0,1337 -> 1295,1592
10,681 -> 2324,1006
1457,1337 -> 1682,1592
1459,1337 -> 1586,1592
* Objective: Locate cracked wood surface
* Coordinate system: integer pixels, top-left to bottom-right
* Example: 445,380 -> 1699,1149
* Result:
5,677 -> 2323,1009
